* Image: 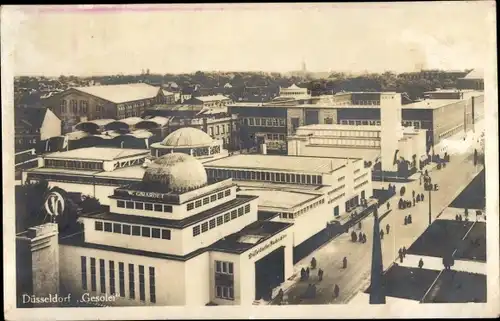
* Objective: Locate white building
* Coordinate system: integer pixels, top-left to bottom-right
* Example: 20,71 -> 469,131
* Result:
203,154 -> 373,257
58,153 -> 294,306
278,84 -> 309,99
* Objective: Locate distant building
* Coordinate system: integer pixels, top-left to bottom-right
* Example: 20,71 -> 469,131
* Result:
44,83 -> 167,133
457,69 -> 484,90
397,69 -> 468,81
278,84 -> 309,99
15,107 -> 61,152
183,95 -> 233,108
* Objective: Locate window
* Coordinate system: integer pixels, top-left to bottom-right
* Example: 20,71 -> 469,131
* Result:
109,261 -> 116,295
216,216 -> 223,226
201,222 -> 209,233
244,204 -> 251,213
104,222 -> 112,232
99,259 -> 106,293
135,202 -> 144,210
187,203 -> 194,211
126,201 -> 134,209
161,229 -> 171,240
217,192 -> 224,199
139,265 -> 145,302
71,100 -> 78,113
151,228 -> 161,238
149,267 -> 156,303
153,204 -> 162,212
193,225 -> 201,236
61,100 -> 67,113
132,225 -> 141,236
118,262 -> 125,297
209,219 -> 216,229
203,197 -> 209,205
145,203 -> 153,211
81,256 -> 87,290
122,224 -> 131,235
90,258 -> 97,291
209,127 -> 214,136
216,126 -> 220,135
225,189 -> 231,197
117,200 -> 125,208
195,200 -> 202,208
142,227 -> 151,237
129,264 -> 135,299
95,221 -> 103,231
238,207 -> 244,216
113,223 -> 122,234
224,213 -> 230,223
231,210 -> 237,220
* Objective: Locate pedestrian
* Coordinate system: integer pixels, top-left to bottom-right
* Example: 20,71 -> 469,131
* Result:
343,256 -> 348,269
418,258 -> 424,269
300,268 -> 306,281
412,190 -> 416,198
408,214 -> 412,224
455,214 -> 459,221
413,198 -> 416,206
306,267 -> 310,279
311,257 -> 317,270
334,284 -> 340,299
380,229 -> 384,240
398,248 -> 403,263
318,268 -> 323,281
351,230 -> 357,242
386,223 -> 390,235
363,233 -> 367,243
421,193 -> 425,202
311,284 -> 317,298
416,194 -> 420,202
404,216 -> 408,225
358,231 -> 363,242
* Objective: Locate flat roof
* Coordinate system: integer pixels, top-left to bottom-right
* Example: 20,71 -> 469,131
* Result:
236,180 -> 325,192
44,147 -> 150,161
402,99 -> 463,110
204,154 -> 347,174
297,124 -> 381,131
95,165 -> 145,179
209,220 -> 293,254
237,189 -> 320,210
300,146 -> 380,161
24,167 -> 101,176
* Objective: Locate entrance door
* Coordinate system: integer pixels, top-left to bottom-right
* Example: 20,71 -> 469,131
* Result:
334,205 -> 339,217
254,246 -> 285,301
361,190 -> 366,200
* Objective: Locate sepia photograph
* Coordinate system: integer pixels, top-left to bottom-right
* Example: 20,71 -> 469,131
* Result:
2,2 -> 498,320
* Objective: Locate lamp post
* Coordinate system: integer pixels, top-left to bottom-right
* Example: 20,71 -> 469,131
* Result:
425,174 -> 432,226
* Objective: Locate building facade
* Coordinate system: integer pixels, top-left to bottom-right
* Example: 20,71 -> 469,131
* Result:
15,107 -> 62,152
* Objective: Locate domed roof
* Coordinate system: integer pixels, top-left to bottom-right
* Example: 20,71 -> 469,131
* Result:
161,127 -> 214,147
142,153 -> 207,192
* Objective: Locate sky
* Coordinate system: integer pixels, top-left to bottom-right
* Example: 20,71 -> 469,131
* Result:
3,2 -> 496,76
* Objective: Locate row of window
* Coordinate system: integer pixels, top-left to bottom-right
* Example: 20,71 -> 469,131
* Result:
215,260 -> 234,275
44,159 -> 104,170
402,120 -> 422,129
26,173 -> 137,188
215,286 -> 234,300
337,176 -> 345,182
206,169 -> 324,186
95,220 -> 172,240
340,120 -> 381,126
294,198 -> 326,219
117,200 -> 173,213
311,130 -> 381,138
353,168 -> 361,174
192,204 -> 251,236
242,117 -> 286,127
81,257 -> 156,303
61,100 -> 89,114
263,133 -> 286,141
354,172 -> 368,183
208,124 -> 230,136
311,137 -> 381,148
215,260 -> 235,300
186,188 -> 231,211
328,184 -> 346,196
328,192 -> 346,204
354,180 -> 369,190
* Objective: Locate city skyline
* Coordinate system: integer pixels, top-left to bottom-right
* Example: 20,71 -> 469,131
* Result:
5,2 -> 494,77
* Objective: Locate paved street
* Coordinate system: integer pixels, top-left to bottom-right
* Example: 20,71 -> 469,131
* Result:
281,132 -> 484,305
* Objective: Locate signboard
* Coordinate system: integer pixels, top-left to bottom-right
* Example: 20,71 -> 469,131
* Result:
44,190 -> 66,218
248,234 -> 287,260
126,190 -> 165,199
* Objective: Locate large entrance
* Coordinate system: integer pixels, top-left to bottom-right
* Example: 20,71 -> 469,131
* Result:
254,246 -> 285,301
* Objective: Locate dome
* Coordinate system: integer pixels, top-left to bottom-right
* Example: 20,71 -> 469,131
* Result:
161,127 -> 214,147
142,153 -> 207,192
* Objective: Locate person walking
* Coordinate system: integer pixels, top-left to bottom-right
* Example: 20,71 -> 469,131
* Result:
421,193 -> 425,202
418,258 -> 424,269
358,231 -> 363,242
363,233 -> 367,243
318,268 -> 324,282
343,256 -> 348,269
333,284 -> 340,299
402,246 -> 407,258
404,216 -> 408,225
398,248 -> 403,263
380,229 -> 384,240
386,224 -> 390,235
408,214 -> 412,224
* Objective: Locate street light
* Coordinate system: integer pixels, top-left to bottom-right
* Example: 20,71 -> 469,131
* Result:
424,174 -> 433,226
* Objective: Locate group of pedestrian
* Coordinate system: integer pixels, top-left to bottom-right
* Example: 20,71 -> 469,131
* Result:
303,284 -> 317,299
398,246 -> 407,263
455,214 -> 468,222
404,214 -> 413,225
351,230 -> 367,243
300,267 -> 311,281
442,254 -> 455,270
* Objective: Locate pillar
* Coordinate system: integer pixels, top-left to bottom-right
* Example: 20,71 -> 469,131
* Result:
380,93 -> 403,172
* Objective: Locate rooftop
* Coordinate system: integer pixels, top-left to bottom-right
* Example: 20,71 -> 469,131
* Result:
297,146 -> 380,161
204,154 -> 348,174
237,189 -> 320,210
402,99 -> 464,110
209,220 -> 293,254
43,147 -> 150,161
297,124 -> 381,132
192,95 -> 231,102
72,83 -> 161,104
462,69 -> 484,80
